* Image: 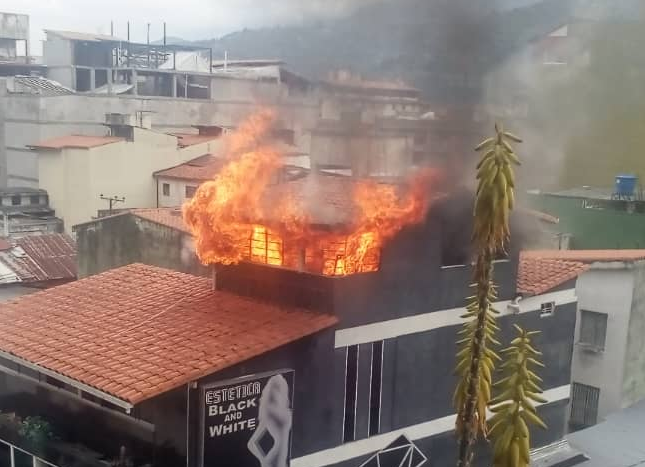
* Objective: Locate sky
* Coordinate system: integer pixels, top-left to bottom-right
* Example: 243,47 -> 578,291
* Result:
0,0 -> 379,55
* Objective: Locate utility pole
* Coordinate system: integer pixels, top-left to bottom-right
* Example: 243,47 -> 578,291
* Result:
100,194 -> 126,215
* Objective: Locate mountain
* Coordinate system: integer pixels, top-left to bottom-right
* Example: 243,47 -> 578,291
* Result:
180,0 -> 574,101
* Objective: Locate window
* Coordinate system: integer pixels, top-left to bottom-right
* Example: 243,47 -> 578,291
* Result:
11,195 -> 21,206
185,185 -> 197,198
343,345 -> 359,443
540,301 -> 555,317
162,183 -> 170,196
368,341 -> 384,437
579,310 -> 608,350
29,195 -> 39,205
570,382 -> 600,428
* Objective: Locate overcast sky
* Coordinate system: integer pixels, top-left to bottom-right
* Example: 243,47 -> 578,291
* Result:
1,0 -> 378,55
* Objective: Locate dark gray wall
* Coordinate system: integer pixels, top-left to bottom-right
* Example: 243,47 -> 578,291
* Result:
75,213 -> 208,278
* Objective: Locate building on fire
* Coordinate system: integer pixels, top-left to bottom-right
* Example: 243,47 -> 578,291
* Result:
40,184 -> 585,467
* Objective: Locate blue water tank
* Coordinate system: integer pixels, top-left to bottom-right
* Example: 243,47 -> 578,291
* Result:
615,174 -> 638,198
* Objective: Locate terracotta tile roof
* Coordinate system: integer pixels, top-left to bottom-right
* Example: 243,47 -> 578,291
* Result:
518,254 -> 589,295
521,250 -> 645,263
0,234 -> 76,284
153,154 -> 225,181
0,264 -> 337,405
29,135 -> 123,150
132,208 -> 189,233
171,133 -> 221,148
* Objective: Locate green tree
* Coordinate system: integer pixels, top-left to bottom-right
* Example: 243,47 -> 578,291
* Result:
454,124 -> 521,466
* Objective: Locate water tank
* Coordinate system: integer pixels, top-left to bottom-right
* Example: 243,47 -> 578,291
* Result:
615,174 -> 638,198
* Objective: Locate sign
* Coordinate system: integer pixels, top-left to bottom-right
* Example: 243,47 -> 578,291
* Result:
200,370 -> 295,467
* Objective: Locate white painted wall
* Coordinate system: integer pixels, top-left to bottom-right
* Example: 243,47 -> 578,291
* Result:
572,264 -> 634,421
38,129 -> 222,232
156,177 -> 200,208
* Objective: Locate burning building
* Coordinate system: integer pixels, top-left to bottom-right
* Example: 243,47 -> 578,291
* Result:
5,113 -> 581,467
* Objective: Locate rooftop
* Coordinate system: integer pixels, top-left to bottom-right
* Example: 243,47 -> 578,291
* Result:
540,186 -> 639,201
518,254 -> 588,295
522,249 -> 645,263
29,135 -> 124,150
0,234 -> 77,285
153,154 -> 225,182
566,398 -> 645,467
170,133 -> 222,148
131,207 -> 189,233
0,263 -> 337,406
6,75 -> 74,96
44,29 -> 124,43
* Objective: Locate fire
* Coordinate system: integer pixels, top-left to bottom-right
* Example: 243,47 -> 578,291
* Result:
183,110 -> 439,276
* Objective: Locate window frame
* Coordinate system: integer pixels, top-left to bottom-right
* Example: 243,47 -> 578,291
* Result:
185,185 -> 197,198
162,183 -> 170,197
343,345 -> 359,443
578,309 -> 608,351
10,195 -> 21,206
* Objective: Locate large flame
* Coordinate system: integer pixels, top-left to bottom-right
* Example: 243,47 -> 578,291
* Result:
183,110 -> 438,276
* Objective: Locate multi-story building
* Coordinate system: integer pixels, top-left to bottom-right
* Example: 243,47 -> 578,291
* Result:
29,113 -> 224,232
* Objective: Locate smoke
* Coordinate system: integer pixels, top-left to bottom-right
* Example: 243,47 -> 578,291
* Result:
481,0 -> 645,191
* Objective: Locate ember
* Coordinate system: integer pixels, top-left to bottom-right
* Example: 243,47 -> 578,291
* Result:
183,110 -> 439,276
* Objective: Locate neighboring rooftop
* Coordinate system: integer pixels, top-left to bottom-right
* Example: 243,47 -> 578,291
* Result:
0,263 -> 337,406
0,234 -> 76,285
170,133 -> 222,148
29,135 -> 123,150
518,254 -> 588,295
5,75 -> 74,96
153,154 -> 225,182
44,29 -> 123,43
541,186 -> 637,201
522,249 -> 645,263
131,208 -> 189,234
566,398 -> 645,467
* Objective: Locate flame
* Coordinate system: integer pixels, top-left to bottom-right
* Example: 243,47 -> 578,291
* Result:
183,110 -> 439,276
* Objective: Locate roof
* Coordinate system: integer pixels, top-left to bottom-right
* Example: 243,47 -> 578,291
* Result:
153,154 -> 225,181
211,59 -> 284,68
45,29 -> 124,43
522,249 -> 645,263
518,207 -> 559,224
322,78 -> 420,93
171,133 -> 222,148
566,398 -> 645,467
0,264 -> 337,405
0,187 -> 46,195
0,234 -> 77,284
8,76 -> 74,96
518,254 -> 588,295
29,135 -> 123,150
131,208 -> 189,233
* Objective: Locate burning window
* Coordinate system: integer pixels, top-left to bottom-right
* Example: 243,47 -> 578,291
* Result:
249,226 -> 283,266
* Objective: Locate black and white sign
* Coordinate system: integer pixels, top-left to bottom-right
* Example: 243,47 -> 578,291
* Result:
201,370 -> 295,467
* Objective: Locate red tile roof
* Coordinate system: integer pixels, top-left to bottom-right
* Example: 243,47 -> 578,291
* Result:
0,264 -> 337,405
0,234 -> 76,284
29,135 -> 123,150
518,254 -> 588,295
522,250 -> 645,263
171,133 -> 221,148
153,154 -> 225,181
132,208 -> 189,233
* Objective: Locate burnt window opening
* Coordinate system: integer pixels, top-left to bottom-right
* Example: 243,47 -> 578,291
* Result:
540,301 -> 555,317
343,345 -> 359,443
11,195 -> 21,206
249,226 -> 284,266
185,185 -> 197,198
162,183 -> 170,197
570,382 -> 600,429
368,341 -> 384,437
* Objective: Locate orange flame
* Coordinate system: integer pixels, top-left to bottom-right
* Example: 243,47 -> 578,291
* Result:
183,110 -> 439,276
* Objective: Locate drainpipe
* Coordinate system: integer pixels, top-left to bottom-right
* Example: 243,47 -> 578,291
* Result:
156,178 -> 159,208
3,212 -> 8,237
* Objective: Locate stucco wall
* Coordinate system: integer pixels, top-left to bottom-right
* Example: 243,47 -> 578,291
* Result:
621,261 -> 645,407
75,213 -> 207,279
572,265 -> 634,421
156,177 -> 198,208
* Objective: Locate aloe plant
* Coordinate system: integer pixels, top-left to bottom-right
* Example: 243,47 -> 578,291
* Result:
454,124 -> 522,467
488,325 -> 547,467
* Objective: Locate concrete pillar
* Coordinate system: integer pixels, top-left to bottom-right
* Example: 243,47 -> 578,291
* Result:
131,69 -> 138,95
107,69 -> 113,95
171,74 -> 177,98
89,68 -> 96,92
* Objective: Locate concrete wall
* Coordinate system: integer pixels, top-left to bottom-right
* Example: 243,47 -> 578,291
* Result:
156,177 -> 199,208
38,129 -> 221,231
621,261 -> 645,407
2,93 -> 319,187
572,264 -> 634,421
75,213 -> 207,279
0,80 -> 5,186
